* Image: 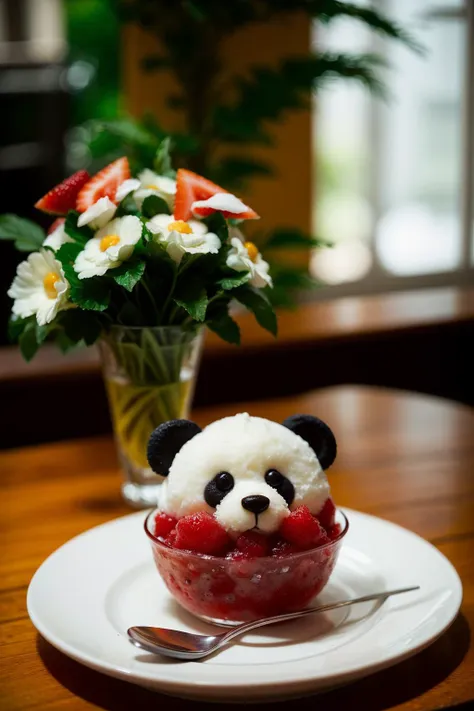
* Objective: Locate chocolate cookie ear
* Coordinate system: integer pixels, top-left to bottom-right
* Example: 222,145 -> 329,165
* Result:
147,419 -> 201,477
282,414 -> 337,470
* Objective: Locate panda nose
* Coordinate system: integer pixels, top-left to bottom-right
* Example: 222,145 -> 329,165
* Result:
241,495 -> 270,515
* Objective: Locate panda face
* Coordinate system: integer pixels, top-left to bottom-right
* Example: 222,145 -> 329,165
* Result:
148,413 -> 337,537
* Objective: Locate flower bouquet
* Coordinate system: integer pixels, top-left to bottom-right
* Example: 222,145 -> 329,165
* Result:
1,141 -> 276,506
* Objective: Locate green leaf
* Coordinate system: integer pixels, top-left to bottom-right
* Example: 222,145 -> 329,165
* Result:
204,212 -> 229,243
265,228 -> 332,250
35,322 -> 50,344
56,241 -> 83,269
72,279 -> 110,311
270,266 -> 317,290
56,330 -> 78,353
315,1 -> 423,53
116,193 -> 140,216
207,313 -> 240,345
19,322 -> 39,361
94,118 -> 159,149
265,285 -> 298,309
112,259 -> 146,292
64,212 -> 93,246
141,194 -> 171,218
173,278 -> 208,322
233,286 -> 278,337
0,214 -> 45,252
217,273 -> 250,290
213,52 -> 389,144
8,315 -> 32,343
61,263 -> 110,311
154,137 -> 176,177
61,310 -> 102,346
211,156 -> 273,190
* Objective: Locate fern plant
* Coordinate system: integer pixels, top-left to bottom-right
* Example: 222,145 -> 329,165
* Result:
77,0 -> 419,305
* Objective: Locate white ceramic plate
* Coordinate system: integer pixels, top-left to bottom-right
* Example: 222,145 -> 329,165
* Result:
27,508 -> 462,702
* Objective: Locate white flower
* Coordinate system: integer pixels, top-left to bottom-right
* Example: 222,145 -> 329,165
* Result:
192,192 -> 258,219
226,237 -> 272,289
74,215 -> 143,279
115,178 -> 141,202
8,249 -> 70,326
77,196 -> 117,229
43,220 -> 73,251
134,169 -> 176,210
146,214 -> 221,265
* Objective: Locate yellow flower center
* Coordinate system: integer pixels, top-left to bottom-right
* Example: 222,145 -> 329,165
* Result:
43,272 -> 60,299
244,241 -> 259,262
145,184 -> 158,190
168,220 -> 193,234
100,234 -> 120,252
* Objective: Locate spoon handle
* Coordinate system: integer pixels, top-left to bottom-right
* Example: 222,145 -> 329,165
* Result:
219,586 -> 420,648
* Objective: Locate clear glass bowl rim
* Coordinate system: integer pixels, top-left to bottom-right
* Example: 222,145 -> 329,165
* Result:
144,508 -> 349,563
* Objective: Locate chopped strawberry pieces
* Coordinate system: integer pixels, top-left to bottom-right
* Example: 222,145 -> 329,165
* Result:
328,523 -> 342,541
151,504 -> 340,558
270,539 -> 300,557
280,505 -> 329,549
317,497 -> 336,531
153,512 -> 177,539
76,157 -> 130,213
35,170 -> 90,215
174,512 -> 231,556
174,168 -> 226,221
236,531 -> 270,558
165,529 -> 178,547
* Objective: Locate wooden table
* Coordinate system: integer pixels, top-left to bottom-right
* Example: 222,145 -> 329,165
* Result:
1,386 -> 473,710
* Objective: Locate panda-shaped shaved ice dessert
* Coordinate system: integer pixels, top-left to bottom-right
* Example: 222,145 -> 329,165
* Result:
146,412 -> 340,555
145,413 -> 346,622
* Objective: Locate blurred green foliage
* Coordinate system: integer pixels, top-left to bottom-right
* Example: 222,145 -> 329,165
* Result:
66,0 -> 418,305
65,0 -> 120,124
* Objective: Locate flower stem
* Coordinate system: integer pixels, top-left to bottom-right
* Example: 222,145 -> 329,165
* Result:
160,269 -> 178,324
141,278 -> 160,323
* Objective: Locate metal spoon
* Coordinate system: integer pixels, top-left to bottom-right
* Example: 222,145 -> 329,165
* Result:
128,585 -> 419,660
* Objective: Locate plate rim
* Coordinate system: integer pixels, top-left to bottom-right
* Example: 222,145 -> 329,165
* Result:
27,508 -> 463,699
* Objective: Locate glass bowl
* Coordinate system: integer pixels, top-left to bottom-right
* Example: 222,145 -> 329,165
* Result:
145,510 -> 349,625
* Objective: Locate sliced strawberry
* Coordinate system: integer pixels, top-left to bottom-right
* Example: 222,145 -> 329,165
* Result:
47,217 -> 65,235
174,169 -> 228,221
35,170 -> 90,215
76,157 -> 130,213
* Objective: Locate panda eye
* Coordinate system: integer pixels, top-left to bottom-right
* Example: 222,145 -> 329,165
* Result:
204,471 -> 235,507
265,469 -> 295,506
215,471 -> 234,492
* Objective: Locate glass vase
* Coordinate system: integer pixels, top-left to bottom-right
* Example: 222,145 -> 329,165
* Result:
98,325 -> 204,508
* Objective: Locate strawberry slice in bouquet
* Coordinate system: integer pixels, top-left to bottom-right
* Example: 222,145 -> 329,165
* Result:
0,140 -> 277,505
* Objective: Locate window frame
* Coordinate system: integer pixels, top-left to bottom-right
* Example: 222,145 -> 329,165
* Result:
311,0 -> 474,300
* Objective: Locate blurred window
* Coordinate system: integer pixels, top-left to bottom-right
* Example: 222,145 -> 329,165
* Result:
311,0 -> 473,294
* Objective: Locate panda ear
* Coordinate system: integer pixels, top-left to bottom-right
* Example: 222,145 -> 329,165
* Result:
282,414 -> 337,470
147,419 -> 201,477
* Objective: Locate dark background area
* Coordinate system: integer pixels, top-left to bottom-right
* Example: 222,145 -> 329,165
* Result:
0,0 -> 119,343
